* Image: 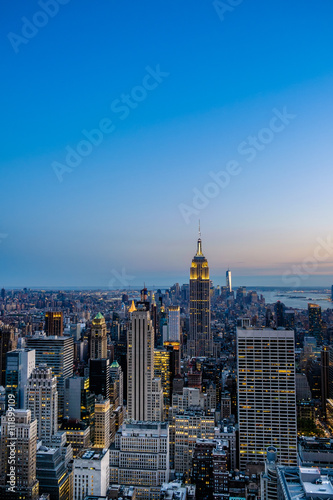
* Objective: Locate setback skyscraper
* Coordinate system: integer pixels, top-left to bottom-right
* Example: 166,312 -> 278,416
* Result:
127,294 -> 163,421
188,233 -> 212,357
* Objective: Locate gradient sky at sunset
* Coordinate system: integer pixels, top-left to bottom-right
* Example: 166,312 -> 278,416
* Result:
1,0 -> 333,287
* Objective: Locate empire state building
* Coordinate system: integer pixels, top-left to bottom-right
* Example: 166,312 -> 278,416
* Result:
188,233 -> 212,357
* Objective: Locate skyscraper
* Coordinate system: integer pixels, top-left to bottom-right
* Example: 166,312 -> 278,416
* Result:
94,396 -> 111,449
127,298 -> 161,421
5,348 -> 35,409
26,335 -> 74,419
0,409 -> 39,500
226,268 -> 232,293
26,364 -> 58,446
308,303 -> 322,343
89,358 -> 110,399
188,233 -> 212,357
90,312 -> 107,359
0,326 -> 17,386
110,360 -> 123,407
45,312 -> 64,337
237,328 -> 297,468
167,306 -> 181,342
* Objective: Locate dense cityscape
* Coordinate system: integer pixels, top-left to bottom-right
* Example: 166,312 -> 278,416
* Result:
3,2 -> 333,500
1,235 -> 333,500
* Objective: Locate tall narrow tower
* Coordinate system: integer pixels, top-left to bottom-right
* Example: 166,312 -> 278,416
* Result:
127,296 -> 158,421
188,230 -> 212,357
91,312 -> 107,359
226,269 -> 232,293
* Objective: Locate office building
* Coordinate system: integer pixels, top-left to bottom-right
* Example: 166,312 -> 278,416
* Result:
109,421 -> 170,500
5,348 -> 35,409
73,449 -> 109,500
237,328 -> 297,468
64,376 -> 95,428
89,358 -> 110,399
127,302 -> 155,421
308,304 -> 323,343
0,326 -> 17,386
174,408 -> 215,478
60,420 -> 91,458
154,348 -> 171,418
26,335 -> 74,419
0,409 -> 39,500
26,365 -> 58,445
36,445 -> 73,500
93,396 -> 111,449
167,306 -> 180,342
90,313 -> 107,360
110,360 -> 123,408
45,312 -> 63,337
188,234 -> 212,357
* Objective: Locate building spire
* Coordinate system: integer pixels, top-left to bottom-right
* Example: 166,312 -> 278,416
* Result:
196,222 -> 203,257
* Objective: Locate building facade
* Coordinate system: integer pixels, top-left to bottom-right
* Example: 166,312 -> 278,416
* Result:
237,328 -> 297,469
188,236 -> 212,357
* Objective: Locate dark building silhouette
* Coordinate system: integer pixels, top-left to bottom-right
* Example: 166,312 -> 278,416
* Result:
89,358 -> 110,399
45,312 -> 63,337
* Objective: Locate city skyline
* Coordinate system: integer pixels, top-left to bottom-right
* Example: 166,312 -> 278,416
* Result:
1,1 -> 333,287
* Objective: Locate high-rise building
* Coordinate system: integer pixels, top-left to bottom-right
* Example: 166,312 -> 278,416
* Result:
275,301 -> 285,328
321,346 -> 330,417
89,358 -> 110,399
73,449 -> 110,500
93,396 -> 111,449
64,376 -> 95,428
308,304 -> 323,343
36,445 -> 73,500
90,313 -> 107,359
26,365 -> 58,446
45,312 -> 64,337
174,409 -> 215,478
110,360 -> 123,408
26,335 -> 74,419
167,306 -> 180,342
0,409 -> 39,500
5,348 -> 35,409
226,269 -> 232,293
237,328 -> 297,468
188,234 -> 212,357
154,348 -> 171,418
127,302 -> 155,421
109,421 -> 170,500
0,326 -> 17,386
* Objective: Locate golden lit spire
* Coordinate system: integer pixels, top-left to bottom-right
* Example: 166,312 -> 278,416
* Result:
128,300 -> 137,313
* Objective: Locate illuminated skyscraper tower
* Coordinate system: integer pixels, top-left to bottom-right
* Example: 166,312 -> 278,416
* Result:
188,229 -> 212,357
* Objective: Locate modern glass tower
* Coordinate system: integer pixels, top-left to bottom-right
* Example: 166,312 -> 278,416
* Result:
188,233 -> 212,357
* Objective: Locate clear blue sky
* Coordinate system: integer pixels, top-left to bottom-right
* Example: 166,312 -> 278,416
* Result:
1,0 -> 333,287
